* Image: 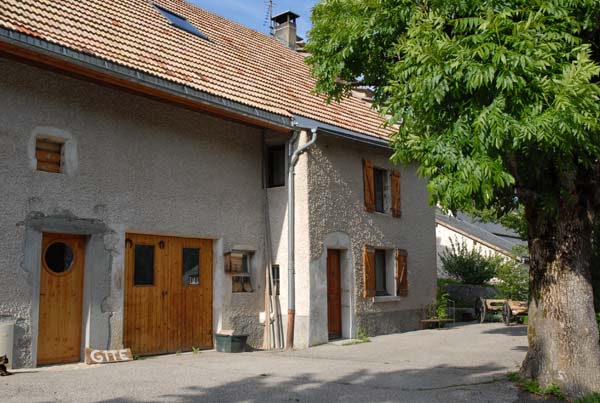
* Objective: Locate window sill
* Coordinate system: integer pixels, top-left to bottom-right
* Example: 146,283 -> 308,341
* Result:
372,295 -> 405,303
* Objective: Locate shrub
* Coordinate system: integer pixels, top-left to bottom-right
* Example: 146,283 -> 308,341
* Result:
493,258 -> 529,300
577,393 -> 600,403
439,238 -> 496,285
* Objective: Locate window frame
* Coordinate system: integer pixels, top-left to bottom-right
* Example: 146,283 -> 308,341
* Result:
266,144 -> 286,188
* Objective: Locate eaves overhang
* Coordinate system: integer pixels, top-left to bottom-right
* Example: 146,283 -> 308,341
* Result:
291,114 -> 391,149
0,27 -> 293,132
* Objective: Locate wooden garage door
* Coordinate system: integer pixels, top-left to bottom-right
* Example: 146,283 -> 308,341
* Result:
124,234 -> 213,356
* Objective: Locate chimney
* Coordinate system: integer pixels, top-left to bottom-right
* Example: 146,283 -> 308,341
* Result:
272,11 -> 300,50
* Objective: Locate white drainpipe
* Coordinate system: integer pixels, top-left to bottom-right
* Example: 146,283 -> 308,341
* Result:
286,127 -> 317,349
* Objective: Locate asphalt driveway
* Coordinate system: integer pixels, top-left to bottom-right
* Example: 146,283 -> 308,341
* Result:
2,323 -> 547,403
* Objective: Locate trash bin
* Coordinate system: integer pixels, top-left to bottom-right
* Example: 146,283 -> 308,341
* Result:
0,321 -> 15,368
215,334 -> 248,353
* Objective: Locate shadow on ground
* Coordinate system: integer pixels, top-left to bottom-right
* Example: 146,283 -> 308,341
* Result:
482,325 -> 528,337
87,363 -> 555,403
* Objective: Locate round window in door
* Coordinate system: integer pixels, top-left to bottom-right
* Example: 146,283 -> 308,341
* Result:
44,242 -> 74,274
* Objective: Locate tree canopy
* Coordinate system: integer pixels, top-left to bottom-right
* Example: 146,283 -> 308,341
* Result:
307,0 -> 600,222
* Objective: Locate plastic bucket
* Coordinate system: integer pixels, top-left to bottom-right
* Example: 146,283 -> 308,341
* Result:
0,322 -> 15,368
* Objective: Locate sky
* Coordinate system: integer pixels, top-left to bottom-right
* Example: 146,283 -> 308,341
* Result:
189,0 -> 319,38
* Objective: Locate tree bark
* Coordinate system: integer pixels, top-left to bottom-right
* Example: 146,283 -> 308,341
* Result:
521,202 -> 600,398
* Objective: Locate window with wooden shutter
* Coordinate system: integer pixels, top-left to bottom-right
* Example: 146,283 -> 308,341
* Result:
362,245 -> 376,298
36,138 -> 63,173
391,170 -> 401,218
362,159 -> 375,212
396,249 -> 408,296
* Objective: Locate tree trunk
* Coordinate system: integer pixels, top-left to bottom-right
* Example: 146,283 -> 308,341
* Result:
521,203 -> 600,398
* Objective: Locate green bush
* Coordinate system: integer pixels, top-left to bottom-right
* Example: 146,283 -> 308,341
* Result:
493,258 -> 529,300
577,393 -> 600,403
439,239 -> 496,285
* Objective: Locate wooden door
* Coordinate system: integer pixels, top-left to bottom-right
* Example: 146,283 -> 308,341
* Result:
124,234 -> 213,356
327,249 -> 342,340
167,237 -> 213,352
37,233 -> 86,365
124,234 -> 168,356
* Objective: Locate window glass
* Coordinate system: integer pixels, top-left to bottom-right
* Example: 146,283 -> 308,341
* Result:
267,145 -> 285,188
182,248 -> 200,286
134,245 -> 155,286
374,168 -> 386,213
154,4 -> 208,39
375,249 -> 387,295
45,242 -> 74,274
271,265 -> 280,296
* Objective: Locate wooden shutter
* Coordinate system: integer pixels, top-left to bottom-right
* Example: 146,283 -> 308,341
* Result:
396,249 -> 408,296
391,169 -> 402,218
363,159 -> 375,212
362,245 -> 376,298
36,139 -> 62,173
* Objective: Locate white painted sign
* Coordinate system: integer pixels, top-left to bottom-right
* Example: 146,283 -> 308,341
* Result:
85,348 -> 133,365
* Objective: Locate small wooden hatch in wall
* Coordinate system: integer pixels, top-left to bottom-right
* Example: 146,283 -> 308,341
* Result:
36,138 -> 63,173
224,251 -> 254,293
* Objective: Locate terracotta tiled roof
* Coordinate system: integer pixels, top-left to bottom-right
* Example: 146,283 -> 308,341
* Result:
0,0 -> 390,139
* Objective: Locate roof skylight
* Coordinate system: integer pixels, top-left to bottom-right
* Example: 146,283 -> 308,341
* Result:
154,4 -> 208,40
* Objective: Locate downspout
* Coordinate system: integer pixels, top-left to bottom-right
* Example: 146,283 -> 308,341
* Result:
287,127 -> 318,350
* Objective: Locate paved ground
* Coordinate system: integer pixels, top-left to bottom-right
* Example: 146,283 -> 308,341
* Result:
2,323 -> 552,403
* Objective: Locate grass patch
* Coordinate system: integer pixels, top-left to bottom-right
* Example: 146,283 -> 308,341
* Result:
577,393 -> 600,403
506,372 -> 566,401
192,346 -> 201,355
342,328 -> 371,346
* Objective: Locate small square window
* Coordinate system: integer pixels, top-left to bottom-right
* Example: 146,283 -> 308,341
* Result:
266,145 -> 285,188
36,138 -> 63,173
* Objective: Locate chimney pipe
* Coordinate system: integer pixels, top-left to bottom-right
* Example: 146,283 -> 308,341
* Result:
272,11 -> 300,50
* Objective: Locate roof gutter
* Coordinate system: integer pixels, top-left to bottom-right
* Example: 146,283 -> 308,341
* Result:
0,27 -> 292,131
292,115 -> 391,149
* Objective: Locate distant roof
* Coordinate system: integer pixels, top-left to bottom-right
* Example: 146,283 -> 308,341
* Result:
0,0 -> 390,140
436,211 -> 526,255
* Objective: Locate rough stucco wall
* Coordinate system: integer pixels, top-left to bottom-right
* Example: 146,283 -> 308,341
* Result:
0,58 -> 273,366
436,223 -> 509,278
306,134 -> 437,344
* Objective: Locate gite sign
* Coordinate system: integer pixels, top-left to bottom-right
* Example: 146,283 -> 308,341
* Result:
85,348 -> 133,365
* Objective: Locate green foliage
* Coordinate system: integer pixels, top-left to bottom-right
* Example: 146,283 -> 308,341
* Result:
507,373 -> 566,400
522,379 -> 543,395
342,328 -> 371,345
436,292 -> 450,320
307,0 -> 600,223
357,328 -> 370,342
506,372 -> 520,382
493,258 -> 529,300
192,346 -> 201,355
577,393 -> 600,403
544,384 -> 566,401
439,239 -> 496,285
